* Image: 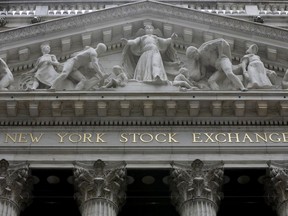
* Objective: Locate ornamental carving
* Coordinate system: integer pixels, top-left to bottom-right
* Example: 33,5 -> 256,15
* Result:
73,160 -> 127,208
170,159 -> 224,212
0,159 -> 32,211
265,161 -> 288,213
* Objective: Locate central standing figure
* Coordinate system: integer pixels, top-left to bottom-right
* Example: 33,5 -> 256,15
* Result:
122,24 -> 179,83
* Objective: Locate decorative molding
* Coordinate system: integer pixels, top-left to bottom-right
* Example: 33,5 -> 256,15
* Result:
1,1 -> 288,47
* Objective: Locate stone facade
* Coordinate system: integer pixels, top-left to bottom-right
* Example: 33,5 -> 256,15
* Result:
0,0 -> 287,216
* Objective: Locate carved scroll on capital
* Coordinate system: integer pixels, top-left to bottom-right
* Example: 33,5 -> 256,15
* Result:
73,160 -> 127,213
0,159 -> 32,216
265,161 -> 288,216
170,159 -> 224,216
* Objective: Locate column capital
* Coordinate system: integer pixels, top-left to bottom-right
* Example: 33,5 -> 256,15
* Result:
170,159 -> 224,214
266,161 -> 288,215
0,159 -> 32,213
73,160 -> 127,212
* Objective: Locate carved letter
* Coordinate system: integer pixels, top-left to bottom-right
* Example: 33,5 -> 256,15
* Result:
269,133 -> 281,143
95,133 -> 106,143
168,133 -> 178,143
57,133 -> 68,143
83,133 -> 93,143
255,133 -> 268,143
215,133 -> 227,143
69,133 -> 82,143
29,133 -> 44,143
18,133 -> 28,143
5,133 -> 17,143
242,133 -> 254,143
120,133 -> 128,143
227,133 -> 240,143
140,133 -> 153,143
192,133 -> 203,142
204,133 -> 216,143
155,133 -> 167,143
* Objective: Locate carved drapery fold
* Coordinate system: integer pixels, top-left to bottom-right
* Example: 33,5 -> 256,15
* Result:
73,160 -> 127,216
266,161 -> 288,216
170,159 -> 224,216
0,159 -> 32,216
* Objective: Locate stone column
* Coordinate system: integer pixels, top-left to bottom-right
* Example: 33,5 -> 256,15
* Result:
0,159 -> 32,216
170,159 -> 224,216
266,161 -> 288,216
74,160 -> 126,216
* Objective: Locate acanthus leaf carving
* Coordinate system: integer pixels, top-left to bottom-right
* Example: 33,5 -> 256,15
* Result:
265,161 -> 288,214
0,159 -> 33,212
73,159 -> 127,209
170,159 -> 224,213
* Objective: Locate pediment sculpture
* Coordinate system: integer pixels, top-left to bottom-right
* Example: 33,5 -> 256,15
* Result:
2,25 -> 285,92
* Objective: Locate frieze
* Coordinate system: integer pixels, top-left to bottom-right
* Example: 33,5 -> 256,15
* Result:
1,129 -> 288,145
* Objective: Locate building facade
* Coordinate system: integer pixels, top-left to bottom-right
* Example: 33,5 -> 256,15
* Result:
0,1 -> 288,216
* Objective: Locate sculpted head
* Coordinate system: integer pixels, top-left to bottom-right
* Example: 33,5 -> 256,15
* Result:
144,24 -> 154,35
246,44 -> 258,54
179,67 -> 189,77
113,65 -> 123,75
96,43 -> 107,55
186,46 -> 199,60
40,42 -> 51,54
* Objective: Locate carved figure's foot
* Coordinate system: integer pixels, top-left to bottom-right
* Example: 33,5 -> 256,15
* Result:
240,87 -> 248,92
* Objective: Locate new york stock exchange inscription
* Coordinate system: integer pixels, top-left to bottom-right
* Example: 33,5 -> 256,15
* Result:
1,131 -> 288,145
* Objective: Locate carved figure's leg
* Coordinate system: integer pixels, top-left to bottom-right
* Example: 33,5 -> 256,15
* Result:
31,78 -> 40,90
0,75 -> 12,90
51,61 -> 75,89
70,70 -> 87,90
219,57 -> 247,91
208,71 -> 224,90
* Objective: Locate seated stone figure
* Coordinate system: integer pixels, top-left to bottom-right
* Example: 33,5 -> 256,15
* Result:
26,42 -> 61,90
103,65 -> 128,88
173,68 -> 198,90
51,43 -> 108,90
241,44 -> 276,89
0,58 -> 13,90
186,38 -> 247,91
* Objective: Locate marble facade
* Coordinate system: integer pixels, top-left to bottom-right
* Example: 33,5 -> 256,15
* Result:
0,0 -> 288,216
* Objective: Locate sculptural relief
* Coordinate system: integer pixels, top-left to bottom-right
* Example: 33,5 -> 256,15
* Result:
282,69 -> 288,89
0,58 -> 14,90
51,43 -> 109,90
241,44 -> 277,89
23,42 -> 62,90
103,65 -> 128,88
172,67 -> 199,90
121,24 -> 180,84
186,38 -> 247,91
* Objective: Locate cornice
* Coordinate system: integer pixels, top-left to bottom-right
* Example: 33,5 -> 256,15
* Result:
1,1 -> 288,47
0,90 -> 287,126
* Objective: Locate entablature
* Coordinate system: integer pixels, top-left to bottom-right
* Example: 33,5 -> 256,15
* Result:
0,90 -> 287,126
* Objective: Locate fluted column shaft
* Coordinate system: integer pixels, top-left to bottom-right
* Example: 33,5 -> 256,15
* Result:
170,159 -> 224,216
181,199 -> 217,216
81,198 -> 118,216
74,160 -> 126,216
0,199 -> 19,216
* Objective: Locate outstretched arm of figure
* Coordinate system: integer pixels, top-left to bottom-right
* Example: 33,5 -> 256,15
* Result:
121,37 -> 140,46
